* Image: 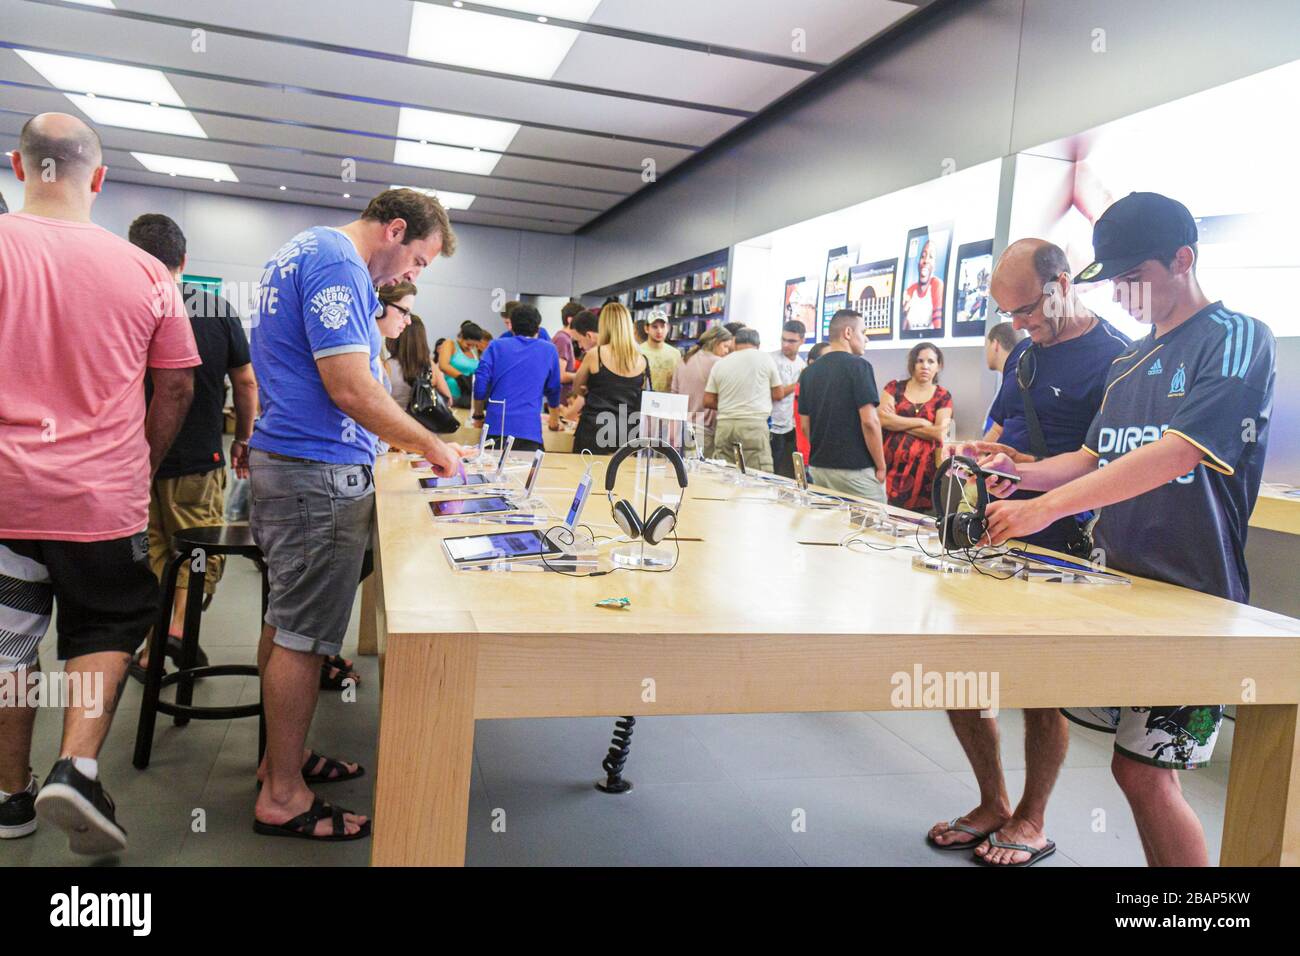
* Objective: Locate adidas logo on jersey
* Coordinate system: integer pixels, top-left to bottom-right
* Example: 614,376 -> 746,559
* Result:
1147,358 -> 1163,376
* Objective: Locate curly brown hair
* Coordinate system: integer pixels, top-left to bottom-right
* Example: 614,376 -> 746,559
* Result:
361,188 -> 457,256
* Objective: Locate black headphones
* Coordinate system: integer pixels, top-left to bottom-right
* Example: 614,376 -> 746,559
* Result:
931,455 -> 989,551
605,438 -> 688,545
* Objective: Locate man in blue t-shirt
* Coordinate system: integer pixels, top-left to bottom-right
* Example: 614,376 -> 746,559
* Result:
928,239 -> 1129,867
471,304 -> 561,450
981,239 -> 1130,553
980,193 -> 1276,867
248,188 -> 461,844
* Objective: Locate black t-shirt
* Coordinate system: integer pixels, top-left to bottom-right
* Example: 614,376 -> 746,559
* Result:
147,285 -> 251,479
1084,302 -> 1275,603
797,350 -> 881,470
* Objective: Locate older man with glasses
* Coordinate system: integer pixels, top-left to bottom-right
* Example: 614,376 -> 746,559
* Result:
925,236 -> 1129,867
975,238 -> 1130,556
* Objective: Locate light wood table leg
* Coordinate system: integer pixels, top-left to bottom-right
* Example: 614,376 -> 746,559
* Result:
371,632 -> 478,866
357,574 -> 378,657
1222,704 -> 1300,866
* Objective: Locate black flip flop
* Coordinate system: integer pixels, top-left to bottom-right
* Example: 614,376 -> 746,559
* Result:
973,832 -> 1057,867
256,752 -> 365,790
320,654 -> 360,690
253,796 -> 370,842
926,817 -> 994,851
165,635 -> 209,669
302,751 -> 365,785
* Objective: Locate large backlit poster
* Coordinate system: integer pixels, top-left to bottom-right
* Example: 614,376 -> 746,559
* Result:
847,259 -> 898,339
899,224 -> 952,340
783,276 -> 818,335
952,240 -> 993,337
819,245 -> 857,342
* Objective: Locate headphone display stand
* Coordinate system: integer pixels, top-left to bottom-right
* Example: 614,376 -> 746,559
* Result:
610,446 -> 677,569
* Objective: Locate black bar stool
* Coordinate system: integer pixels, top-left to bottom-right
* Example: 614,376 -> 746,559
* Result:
132,525 -> 266,770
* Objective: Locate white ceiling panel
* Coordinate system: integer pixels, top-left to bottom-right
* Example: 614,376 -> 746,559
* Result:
552,33 -> 810,111
1,0 -> 942,232
589,0 -> 923,62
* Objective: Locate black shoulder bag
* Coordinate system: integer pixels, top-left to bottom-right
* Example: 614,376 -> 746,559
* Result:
407,370 -> 460,434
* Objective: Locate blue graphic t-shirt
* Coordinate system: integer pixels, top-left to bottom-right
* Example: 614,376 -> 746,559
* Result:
249,227 -> 382,464
1084,302 -> 1275,603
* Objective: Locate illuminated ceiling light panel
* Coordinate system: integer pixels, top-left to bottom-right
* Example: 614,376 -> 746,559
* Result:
393,107 -> 518,176
65,0 -> 116,7
407,1 -> 600,81
391,185 -> 475,210
15,49 -> 207,138
131,152 -> 238,182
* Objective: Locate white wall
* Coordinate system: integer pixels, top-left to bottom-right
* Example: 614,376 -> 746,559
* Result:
0,169 -> 578,349
573,0 -> 1300,482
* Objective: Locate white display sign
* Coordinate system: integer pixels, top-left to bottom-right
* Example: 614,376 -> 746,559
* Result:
640,391 -> 689,422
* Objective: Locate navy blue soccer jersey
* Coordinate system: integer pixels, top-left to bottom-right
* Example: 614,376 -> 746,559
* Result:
1083,302 -> 1275,603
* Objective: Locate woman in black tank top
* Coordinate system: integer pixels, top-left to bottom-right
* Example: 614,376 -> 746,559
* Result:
573,347 -> 648,454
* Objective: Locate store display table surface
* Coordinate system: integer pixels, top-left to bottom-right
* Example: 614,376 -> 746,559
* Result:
364,451 -> 1300,866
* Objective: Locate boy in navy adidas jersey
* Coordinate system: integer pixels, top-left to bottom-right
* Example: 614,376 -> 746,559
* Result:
979,193 -> 1275,867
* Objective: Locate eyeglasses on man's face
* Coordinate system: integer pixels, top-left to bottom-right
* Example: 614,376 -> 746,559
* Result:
995,291 -> 1047,323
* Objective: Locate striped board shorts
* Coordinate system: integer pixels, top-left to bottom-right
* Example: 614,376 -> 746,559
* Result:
0,543 -> 53,671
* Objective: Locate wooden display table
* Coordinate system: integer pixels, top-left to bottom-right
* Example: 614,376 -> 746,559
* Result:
1251,486 -> 1300,537
364,452 -> 1300,866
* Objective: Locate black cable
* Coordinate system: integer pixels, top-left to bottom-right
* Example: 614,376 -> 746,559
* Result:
535,521 -> 682,578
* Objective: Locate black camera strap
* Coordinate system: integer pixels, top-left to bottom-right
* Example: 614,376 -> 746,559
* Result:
1016,348 -> 1051,461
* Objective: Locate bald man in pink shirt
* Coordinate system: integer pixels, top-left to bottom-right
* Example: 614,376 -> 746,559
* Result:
0,114 -> 199,855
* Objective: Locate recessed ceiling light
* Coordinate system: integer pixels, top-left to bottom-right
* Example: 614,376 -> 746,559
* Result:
64,0 -> 116,7
343,193 -> 351,199
394,108 -> 518,176
452,1 -> 463,6
15,49 -> 207,138
407,1 -> 599,81
131,152 -> 238,182
279,185 -> 287,190
390,184 -> 475,211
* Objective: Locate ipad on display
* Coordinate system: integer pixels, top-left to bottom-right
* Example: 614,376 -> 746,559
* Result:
442,529 -> 564,568
429,496 -> 518,518
1017,551 -> 1130,583
420,473 -> 491,490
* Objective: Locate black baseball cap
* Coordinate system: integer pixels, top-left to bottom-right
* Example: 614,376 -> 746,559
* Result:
1074,192 -> 1198,283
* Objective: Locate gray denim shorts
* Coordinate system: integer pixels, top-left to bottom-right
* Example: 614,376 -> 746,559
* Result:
248,449 -> 374,658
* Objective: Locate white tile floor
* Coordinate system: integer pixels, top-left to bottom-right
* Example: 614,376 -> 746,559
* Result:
8,557 -> 1233,866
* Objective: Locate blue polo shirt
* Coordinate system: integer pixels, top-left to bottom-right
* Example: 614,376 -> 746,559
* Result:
1085,302 -> 1274,603
473,334 -> 561,445
249,227 -> 382,464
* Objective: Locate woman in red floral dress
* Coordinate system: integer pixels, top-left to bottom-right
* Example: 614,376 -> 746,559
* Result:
879,343 -> 954,511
